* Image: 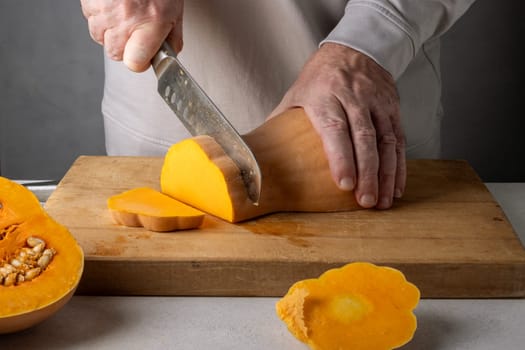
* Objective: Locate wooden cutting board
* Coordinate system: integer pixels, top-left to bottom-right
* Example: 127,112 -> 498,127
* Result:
44,156 -> 525,298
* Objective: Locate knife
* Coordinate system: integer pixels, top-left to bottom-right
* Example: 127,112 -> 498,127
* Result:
152,42 -> 262,205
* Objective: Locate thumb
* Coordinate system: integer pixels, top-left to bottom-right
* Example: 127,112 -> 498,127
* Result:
123,22 -> 172,72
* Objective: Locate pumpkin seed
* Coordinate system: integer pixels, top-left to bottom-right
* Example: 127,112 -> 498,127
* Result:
3,264 -> 15,274
32,242 -> 46,254
18,250 -> 28,260
24,267 -> 41,281
10,259 -> 22,268
42,248 -> 56,258
0,267 -> 8,277
26,236 -> 44,248
4,273 -> 16,286
16,274 -> 25,284
37,254 -> 52,269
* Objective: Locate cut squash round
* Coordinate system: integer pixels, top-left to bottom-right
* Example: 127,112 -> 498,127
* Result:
108,187 -> 205,232
276,262 -> 420,350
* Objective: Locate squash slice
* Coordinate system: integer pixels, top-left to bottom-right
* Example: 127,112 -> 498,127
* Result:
108,187 -> 205,232
276,262 -> 420,350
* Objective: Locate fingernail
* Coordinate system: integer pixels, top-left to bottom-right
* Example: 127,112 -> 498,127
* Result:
339,177 -> 355,191
360,194 -> 376,207
123,45 -> 149,71
394,188 -> 403,198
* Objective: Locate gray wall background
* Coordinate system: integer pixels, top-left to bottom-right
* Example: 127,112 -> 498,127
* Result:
1,1 -> 523,182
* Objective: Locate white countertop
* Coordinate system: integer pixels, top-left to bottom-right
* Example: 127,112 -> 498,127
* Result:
2,183 -> 524,350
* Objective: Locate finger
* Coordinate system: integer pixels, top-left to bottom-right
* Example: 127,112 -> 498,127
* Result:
123,22 -> 172,72
372,111 -> 397,209
104,28 -> 128,61
80,0 -> 95,20
87,16 -> 105,45
346,105 -> 379,208
304,102 -> 357,192
80,1 -> 89,19
166,13 -> 184,54
391,109 -> 407,198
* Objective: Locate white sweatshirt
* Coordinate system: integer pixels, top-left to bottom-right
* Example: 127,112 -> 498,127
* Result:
102,0 -> 475,158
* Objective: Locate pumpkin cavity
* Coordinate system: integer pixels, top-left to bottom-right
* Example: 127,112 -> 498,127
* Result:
0,235 -> 55,287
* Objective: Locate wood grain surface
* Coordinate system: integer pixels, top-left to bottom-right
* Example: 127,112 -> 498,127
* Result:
44,156 -> 525,297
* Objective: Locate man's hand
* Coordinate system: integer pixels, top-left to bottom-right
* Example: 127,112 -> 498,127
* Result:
80,0 -> 184,72
270,43 -> 406,209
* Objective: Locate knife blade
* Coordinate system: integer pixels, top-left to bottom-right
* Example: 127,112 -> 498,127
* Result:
152,42 -> 261,205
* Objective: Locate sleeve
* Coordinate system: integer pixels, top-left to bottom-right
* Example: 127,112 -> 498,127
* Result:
320,0 -> 476,79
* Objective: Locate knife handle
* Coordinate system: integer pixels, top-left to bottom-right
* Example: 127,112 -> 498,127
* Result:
152,41 -> 177,77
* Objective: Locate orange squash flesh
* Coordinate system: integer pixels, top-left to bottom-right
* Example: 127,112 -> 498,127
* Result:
0,177 -> 84,334
161,108 -> 360,222
108,187 -> 205,232
161,136 -> 245,223
276,262 -> 420,350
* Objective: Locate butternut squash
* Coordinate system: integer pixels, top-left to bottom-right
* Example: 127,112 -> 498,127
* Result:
276,262 -> 420,350
108,187 -> 205,232
0,177 -> 84,334
161,108 -> 360,222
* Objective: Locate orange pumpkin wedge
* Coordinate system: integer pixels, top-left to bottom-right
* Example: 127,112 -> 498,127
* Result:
276,262 -> 420,350
108,187 -> 205,232
0,177 -> 84,334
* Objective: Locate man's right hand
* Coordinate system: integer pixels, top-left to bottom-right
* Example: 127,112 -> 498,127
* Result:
80,0 -> 184,72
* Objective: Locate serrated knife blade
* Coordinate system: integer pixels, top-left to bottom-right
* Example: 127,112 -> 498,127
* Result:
152,42 -> 261,205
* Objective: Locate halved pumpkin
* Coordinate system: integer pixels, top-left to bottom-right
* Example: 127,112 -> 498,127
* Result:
0,177 -> 84,334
